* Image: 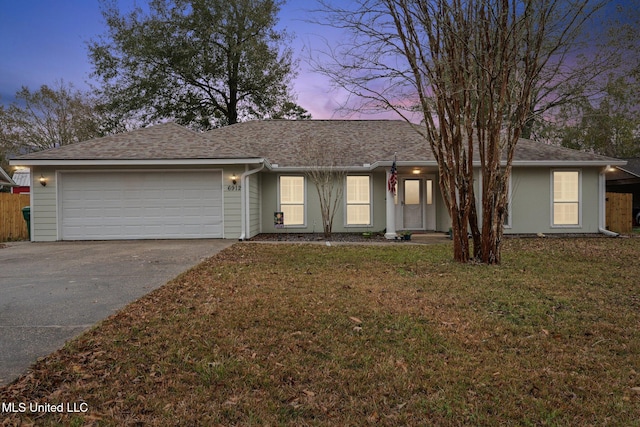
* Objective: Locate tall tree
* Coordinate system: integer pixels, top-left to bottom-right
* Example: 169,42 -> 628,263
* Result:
544,75 -> 640,158
313,0 -> 602,264
523,0 -> 640,140
269,101 -> 313,120
89,0 -> 300,130
0,81 -> 102,159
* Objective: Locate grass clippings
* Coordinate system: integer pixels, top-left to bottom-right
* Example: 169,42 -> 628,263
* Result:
1,239 -> 639,426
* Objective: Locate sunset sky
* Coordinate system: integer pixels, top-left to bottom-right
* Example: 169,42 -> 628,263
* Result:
0,0 -> 369,120
0,1 -> 634,121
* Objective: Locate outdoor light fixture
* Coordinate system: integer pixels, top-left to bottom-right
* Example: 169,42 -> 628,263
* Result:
412,169 -> 421,175
606,165 -> 616,172
39,175 -> 47,187
231,174 -> 237,185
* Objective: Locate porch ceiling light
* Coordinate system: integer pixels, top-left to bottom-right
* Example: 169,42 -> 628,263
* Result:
39,174 -> 47,187
412,168 -> 421,175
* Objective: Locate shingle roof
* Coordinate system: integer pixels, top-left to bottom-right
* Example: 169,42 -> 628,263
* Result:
14,119 -> 623,167
16,122 -> 251,160
618,158 -> 640,177
204,120 -> 432,166
512,139 -> 622,163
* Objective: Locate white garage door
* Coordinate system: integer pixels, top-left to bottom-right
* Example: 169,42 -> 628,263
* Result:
60,170 -> 223,240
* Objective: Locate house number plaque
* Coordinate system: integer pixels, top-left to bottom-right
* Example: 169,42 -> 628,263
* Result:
227,184 -> 241,191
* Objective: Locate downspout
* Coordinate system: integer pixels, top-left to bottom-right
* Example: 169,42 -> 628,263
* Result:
599,166 -> 619,237
239,161 -> 265,241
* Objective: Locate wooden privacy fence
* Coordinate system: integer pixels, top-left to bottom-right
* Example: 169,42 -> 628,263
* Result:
0,193 -> 30,241
606,192 -> 632,234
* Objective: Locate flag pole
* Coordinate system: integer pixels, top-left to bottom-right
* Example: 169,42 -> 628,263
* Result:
388,152 -> 398,195
385,152 -> 398,240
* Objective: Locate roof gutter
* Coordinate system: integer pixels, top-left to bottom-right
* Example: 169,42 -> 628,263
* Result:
239,161 -> 266,241
368,160 -> 628,169
599,166 -> 619,237
9,158 -> 266,167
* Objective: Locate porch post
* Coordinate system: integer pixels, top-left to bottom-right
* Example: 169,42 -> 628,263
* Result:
385,169 -> 397,240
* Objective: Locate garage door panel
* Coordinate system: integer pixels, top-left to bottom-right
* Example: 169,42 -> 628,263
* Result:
60,171 -> 223,240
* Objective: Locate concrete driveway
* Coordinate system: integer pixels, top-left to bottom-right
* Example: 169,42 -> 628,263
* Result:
0,239 -> 233,386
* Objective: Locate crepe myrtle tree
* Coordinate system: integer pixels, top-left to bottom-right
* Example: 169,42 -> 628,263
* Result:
313,0 -> 604,263
300,140 -> 346,239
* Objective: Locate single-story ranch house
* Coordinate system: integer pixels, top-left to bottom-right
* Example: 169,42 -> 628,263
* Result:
11,120 -> 625,241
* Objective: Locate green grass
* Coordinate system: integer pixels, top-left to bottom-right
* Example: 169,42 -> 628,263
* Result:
1,238 -> 639,426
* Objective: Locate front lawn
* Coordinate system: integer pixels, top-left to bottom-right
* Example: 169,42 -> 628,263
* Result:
1,238 -> 639,426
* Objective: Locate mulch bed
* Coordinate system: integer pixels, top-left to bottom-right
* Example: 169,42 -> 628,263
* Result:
248,232 -> 388,242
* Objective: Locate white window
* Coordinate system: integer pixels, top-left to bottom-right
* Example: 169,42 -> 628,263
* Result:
552,170 -> 580,226
346,175 -> 371,225
426,179 -> 433,205
279,176 -> 305,226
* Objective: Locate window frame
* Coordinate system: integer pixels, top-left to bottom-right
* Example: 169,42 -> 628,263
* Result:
278,175 -> 306,227
344,174 -> 373,227
550,169 -> 582,228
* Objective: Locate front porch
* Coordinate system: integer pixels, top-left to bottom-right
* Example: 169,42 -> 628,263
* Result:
384,166 -> 444,239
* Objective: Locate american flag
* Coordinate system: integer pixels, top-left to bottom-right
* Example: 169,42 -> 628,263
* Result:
388,158 -> 397,195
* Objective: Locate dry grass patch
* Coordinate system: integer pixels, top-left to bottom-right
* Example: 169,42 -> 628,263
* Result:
1,239 -> 639,426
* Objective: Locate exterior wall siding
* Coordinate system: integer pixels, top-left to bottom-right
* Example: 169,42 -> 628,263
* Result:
248,173 -> 261,238
31,166 -> 58,241
29,164 -> 242,241
222,166 -> 244,239
26,163 -> 605,241
506,167 -> 601,234
261,172 -> 388,234
434,175 -> 451,233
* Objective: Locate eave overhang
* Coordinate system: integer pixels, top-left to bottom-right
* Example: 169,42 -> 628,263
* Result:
9,158 -> 625,170
9,158 -> 267,167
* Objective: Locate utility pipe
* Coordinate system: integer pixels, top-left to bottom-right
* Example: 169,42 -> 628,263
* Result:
599,166 -> 619,237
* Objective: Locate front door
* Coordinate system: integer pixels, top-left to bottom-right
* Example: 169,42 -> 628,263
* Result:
396,176 -> 436,231
403,178 -> 423,229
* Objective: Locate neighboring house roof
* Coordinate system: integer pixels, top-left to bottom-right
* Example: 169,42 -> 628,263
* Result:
12,120 -> 625,168
617,158 -> 640,178
11,170 -> 30,187
607,158 -> 640,182
0,167 -> 17,187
